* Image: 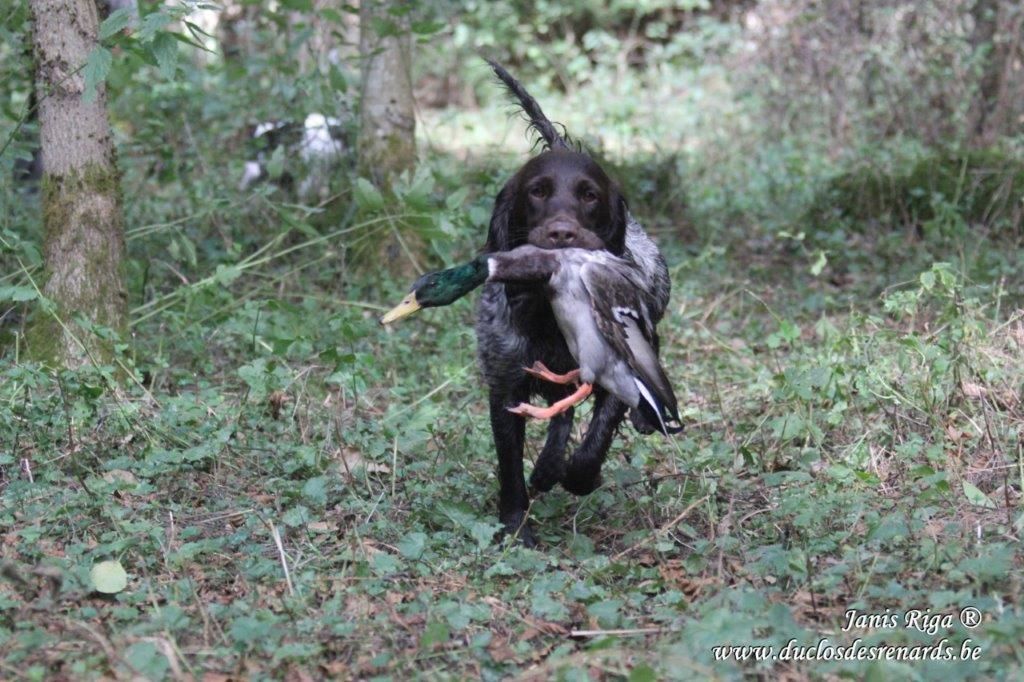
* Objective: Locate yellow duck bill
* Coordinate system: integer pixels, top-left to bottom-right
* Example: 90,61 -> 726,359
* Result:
380,293 -> 421,325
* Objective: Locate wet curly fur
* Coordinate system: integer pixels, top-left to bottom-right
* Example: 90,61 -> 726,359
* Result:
477,61 -> 671,546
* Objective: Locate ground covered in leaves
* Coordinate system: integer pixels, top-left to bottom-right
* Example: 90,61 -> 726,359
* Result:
4,188 -> 1024,679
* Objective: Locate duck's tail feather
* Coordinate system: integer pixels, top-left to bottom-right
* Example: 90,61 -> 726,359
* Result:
634,377 -> 684,436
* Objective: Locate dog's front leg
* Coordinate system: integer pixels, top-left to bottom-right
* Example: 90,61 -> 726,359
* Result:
489,390 -> 537,547
529,406 -> 574,493
561,388 -> 627,495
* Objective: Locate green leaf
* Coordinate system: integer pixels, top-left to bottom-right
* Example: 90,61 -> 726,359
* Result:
150,32 -> 178,79
469,521 -> 501,549
809,250 -> 827,276
266,145 -> 286,180
530,590 -> 567,620
962,480 -> 995,508
230,615 -> 273,645
137,12 -> 173,42
397,532 -> 427,559
770,413 -> 806,441
919,270 -> 936,290
410,20 -> 445,35
629,664 -> 658,682
124,642 -> 169,680
90,560 -> 127,594
83,47 -> 112,102
183,19 -> 214,40
587,599 -> 623,628
420,620 -> 449,649
370,17 -> 400,38
0,285 -> 37,302
238,358 -> 269,399
301,476 -> 328,507
354,177 -> 384,212
279,0 -> 314,10
321,8 -> 345,23
213,264 -> 242,286
173,25 -> 212,52
371,552 -> 400,575
933,262 -> 956,288
99,8 -> 134,40
779,320 -> 801,343
445,186 -> 470,211
328,64 -> 348,93
282,505 -> 309,527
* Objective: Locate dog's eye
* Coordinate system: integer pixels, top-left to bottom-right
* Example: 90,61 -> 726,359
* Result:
580,188 -> 598,203
529,185 -> 548,199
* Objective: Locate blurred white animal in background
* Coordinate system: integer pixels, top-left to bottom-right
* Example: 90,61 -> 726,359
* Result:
297,113 -> 345,199
239,113 -> 347,201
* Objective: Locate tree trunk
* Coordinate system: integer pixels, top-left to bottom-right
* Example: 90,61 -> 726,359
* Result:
28,0 -> 127,369
219,1 -> 259,69
289,0 -> 339,76
357,0 -> 416,185
967,0 -> 1024,147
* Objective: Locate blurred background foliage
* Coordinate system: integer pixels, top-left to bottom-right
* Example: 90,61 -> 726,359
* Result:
3,0 -> 1022,301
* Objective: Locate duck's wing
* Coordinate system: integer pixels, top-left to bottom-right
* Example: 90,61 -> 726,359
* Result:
580,258 -> 681,433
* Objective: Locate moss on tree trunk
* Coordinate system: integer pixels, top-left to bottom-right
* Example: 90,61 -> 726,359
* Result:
29,165 -> 127,367
27,0 -> 127,369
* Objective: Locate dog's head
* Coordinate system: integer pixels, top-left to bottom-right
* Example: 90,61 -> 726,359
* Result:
485,149 -> 628,255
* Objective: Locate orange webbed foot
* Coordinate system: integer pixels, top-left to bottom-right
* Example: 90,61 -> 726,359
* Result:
522,361 -> 581,386
507,383 -> 593,421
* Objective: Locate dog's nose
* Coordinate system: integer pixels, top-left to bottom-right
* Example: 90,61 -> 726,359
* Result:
545,220 -> 578,246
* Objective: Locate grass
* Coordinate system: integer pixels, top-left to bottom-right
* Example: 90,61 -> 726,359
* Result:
809,148 -> 1024,237
4,69 -> 1024,681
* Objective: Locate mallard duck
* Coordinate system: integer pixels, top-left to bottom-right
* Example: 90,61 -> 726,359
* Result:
382,245 -> 683,435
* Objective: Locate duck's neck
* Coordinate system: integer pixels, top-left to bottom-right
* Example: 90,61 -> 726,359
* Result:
484,246 -> 561,284
433,255 -> 490,304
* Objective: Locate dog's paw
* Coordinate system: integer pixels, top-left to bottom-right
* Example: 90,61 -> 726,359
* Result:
628,407 -> 657,434
561,461 -> 602,496
498,511 -> 539,548
529,457 -> 565,493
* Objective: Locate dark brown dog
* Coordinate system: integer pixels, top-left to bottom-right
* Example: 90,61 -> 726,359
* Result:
476,62 -> 671,546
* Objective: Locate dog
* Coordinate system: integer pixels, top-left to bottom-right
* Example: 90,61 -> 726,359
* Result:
238,113 -> 347,199
476,61 -> 671,546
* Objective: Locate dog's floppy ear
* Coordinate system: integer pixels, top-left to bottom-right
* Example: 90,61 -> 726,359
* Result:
484,179 -> 517,252
606,191 -> 629,255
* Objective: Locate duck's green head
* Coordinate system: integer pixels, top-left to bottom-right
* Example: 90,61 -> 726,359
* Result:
380,255 -> 489,324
